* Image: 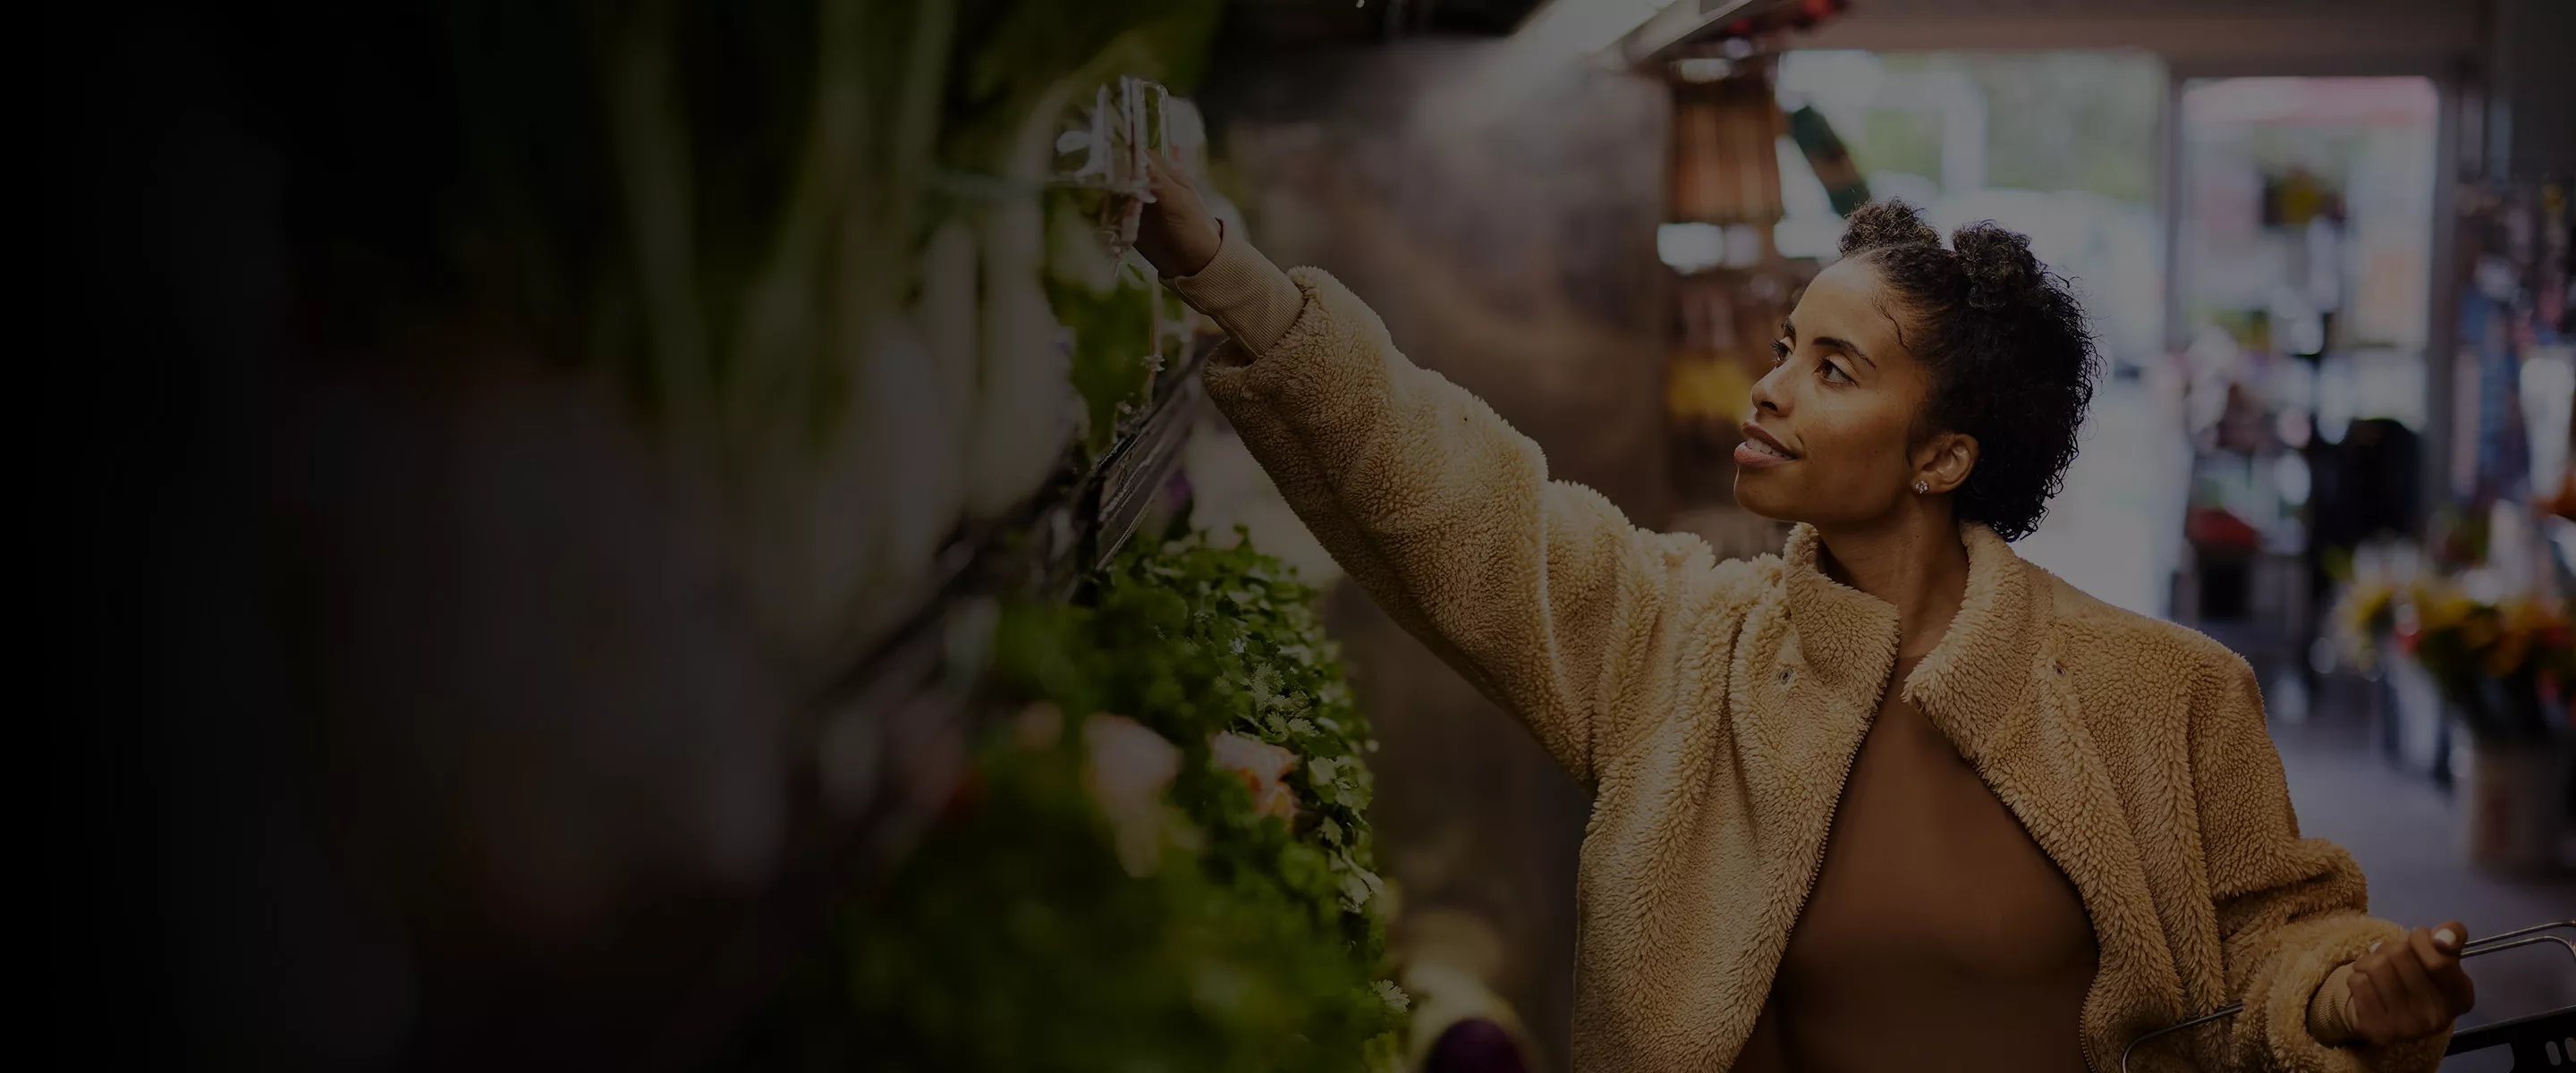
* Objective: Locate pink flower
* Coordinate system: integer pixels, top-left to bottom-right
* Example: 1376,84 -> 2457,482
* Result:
1249,780 -> 1301,822
1084,714 -> 1182,876
1210,731 -> 1301,822
1012,702 -> 1067,750
1086,714 -> 1180,802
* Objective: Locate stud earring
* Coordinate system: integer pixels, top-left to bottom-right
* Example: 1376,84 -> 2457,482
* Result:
1913,480 -> 1930,494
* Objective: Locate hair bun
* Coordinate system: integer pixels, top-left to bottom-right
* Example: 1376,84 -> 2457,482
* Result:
1950,223 -> 2041,312
1837,199 -> 1940,256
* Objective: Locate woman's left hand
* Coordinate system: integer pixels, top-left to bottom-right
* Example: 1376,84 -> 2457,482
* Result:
2346,921 -> 2477,1045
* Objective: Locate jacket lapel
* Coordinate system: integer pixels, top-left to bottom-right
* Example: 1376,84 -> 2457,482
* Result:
1782,523 -> 2190,1069
1767,525 -> 1901,783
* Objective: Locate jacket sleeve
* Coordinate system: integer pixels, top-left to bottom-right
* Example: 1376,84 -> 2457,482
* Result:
1167,232 -> 1716,789
2189,655 -> 2451,1072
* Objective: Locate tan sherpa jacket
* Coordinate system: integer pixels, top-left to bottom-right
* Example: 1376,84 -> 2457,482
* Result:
1170,233 -> 2449,1072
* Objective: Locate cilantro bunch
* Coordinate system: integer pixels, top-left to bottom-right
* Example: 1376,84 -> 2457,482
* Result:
840,529 -> 1404,1070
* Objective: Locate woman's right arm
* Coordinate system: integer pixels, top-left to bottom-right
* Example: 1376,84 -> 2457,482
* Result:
1137,161 -> 1727,788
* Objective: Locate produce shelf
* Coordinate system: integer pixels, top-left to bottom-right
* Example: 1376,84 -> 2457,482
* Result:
650,335 -> 1220,1067
1618,0 -> 1843,67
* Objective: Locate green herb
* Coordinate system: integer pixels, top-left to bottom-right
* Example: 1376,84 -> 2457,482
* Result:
842,732 -> 1399,1071
1042,188 -> 1162,457
838,529 -> 1404,1070
938,0 -> 1221,174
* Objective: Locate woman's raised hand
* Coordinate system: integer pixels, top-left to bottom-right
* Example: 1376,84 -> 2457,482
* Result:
2346,921 -> 2477,1045
1133,151 -> 1223,279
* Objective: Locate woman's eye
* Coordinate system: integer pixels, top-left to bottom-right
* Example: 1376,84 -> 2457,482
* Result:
1769,339 -> 1791,364
1820,361 -> 1853,384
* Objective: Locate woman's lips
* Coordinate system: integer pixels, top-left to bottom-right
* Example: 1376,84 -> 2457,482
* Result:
1735,423 -> 1796,469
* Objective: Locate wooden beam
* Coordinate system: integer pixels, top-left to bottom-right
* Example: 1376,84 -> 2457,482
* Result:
1791,12 -> 2481,72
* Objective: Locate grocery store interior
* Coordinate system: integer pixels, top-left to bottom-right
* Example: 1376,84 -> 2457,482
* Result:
1198,4 -> 2576,1069
62,0 -> 2572,1069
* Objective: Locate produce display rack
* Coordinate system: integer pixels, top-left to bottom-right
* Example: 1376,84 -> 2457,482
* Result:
654,337 -> 1218,1068
1618,0 -> 1845,67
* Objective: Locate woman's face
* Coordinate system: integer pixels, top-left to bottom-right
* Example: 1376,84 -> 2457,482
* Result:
1733,257 -> 1967,528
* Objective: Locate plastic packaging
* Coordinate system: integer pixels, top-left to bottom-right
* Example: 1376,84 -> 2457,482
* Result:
1051,76 -> 1179,258
1046,77 -> 1210,374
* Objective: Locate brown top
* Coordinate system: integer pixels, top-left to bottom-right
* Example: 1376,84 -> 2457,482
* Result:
1736,657 -> 2099,1073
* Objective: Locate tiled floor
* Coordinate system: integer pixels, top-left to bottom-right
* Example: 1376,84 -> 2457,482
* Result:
2267,697 -> 2574,1069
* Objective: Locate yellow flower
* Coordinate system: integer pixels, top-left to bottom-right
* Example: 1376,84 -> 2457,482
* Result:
2483,629 -> 2532,677
2463,617 -> 2500,649
2331,579 -> 2401,667
2422,592 -> 2476,632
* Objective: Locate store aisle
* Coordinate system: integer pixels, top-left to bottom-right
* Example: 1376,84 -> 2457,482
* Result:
2267,694 -> 2574,1068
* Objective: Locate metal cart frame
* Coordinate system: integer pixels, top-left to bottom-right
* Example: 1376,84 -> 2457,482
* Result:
2120,920 -> 2576,1071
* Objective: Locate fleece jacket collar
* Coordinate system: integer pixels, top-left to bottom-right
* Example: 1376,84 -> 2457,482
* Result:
1782,522 -> 2055,746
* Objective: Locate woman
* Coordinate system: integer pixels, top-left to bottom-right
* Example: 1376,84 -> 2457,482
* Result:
1131,157 -> 2474,1072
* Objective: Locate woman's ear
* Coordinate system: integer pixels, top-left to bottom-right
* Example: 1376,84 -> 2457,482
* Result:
1915,432 -> 1979,495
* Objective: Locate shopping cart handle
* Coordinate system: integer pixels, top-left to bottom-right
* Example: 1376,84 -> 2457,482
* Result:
2442,1004 -> 2576,1063
2119,920 -> 2574,1072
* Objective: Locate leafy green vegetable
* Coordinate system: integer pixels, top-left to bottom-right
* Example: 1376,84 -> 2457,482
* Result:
937,0 -> 1219,173
1043,189 -> 1161,456
1004,529 -> 1391,948
1049,272 -> 1161,458
839,530 -> 1404,1071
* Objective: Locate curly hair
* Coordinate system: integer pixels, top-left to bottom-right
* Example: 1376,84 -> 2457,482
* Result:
1835,200 -> 2101,542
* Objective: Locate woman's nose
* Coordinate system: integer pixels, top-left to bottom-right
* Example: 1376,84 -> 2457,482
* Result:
1749,364 -> 1788,417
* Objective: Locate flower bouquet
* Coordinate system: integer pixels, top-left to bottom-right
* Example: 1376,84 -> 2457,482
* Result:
2394,579 -> 2576,743
2326,536 -> 2574,869
2395,577 -> 2576,871
2330,573 -> 2403,672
